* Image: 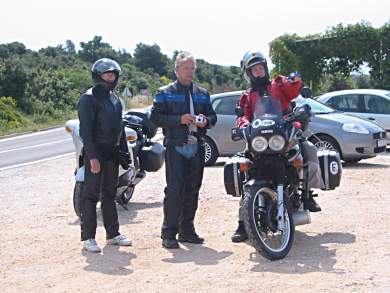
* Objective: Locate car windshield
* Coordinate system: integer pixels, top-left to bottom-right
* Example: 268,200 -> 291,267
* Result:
294,96 -> 336,114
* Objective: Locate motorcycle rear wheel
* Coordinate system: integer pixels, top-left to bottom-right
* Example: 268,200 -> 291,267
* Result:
243,185 -> 295,260
116,185 -> 135,205
73,181 -> 83,218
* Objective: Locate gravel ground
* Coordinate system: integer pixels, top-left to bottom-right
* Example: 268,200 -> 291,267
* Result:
1,154 -> 390,292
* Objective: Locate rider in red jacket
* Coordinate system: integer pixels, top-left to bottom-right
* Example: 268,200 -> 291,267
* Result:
232,51 -> 321,243
237,51 -> 302,128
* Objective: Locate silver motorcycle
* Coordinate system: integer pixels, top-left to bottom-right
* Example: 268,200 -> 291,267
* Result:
65,110 -> 165,217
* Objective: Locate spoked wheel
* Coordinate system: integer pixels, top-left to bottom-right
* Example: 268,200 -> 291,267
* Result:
203,136 -> 219,166
312,135 -> 341,153
243,185 -> 295,260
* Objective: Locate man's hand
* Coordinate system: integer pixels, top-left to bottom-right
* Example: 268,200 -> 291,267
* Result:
180,114 -> 195,125
90,158 -> 101,174
196,114 -> 208,128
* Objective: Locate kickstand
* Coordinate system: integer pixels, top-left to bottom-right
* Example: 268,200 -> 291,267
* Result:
116,199 -> 129,211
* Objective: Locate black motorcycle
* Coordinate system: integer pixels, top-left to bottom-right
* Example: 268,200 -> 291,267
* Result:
224,92 -> 341,260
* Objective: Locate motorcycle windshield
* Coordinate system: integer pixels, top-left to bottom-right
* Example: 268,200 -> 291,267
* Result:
253,95 -> 283,120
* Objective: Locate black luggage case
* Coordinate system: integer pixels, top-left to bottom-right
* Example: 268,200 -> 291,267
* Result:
317,150 -> 342,190
223,156 -> 247,197
139,142 -> 165,172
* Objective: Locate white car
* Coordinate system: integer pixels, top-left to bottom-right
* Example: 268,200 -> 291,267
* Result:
315,89 -> 390,141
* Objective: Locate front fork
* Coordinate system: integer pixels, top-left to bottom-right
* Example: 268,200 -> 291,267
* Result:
276,184 -> 286,230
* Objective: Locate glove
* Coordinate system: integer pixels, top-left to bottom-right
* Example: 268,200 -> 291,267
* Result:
288,71 -> 301,83
118,150 -> 131,170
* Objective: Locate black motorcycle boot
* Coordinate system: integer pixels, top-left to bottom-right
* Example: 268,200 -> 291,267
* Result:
178,233 -> 204,244
304,193 -> 322,212
231,221 -> 248,243
162,238 -> 180,249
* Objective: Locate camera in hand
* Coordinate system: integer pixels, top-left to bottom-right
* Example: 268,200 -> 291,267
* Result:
195,115 -> 204,124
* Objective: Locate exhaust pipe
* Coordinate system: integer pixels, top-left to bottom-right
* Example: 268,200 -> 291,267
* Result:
292,210 -> 311,226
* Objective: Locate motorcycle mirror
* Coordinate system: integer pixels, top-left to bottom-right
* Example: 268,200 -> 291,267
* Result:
300,87 -> 312,98
295,103 -> 311,114
302,103 -> 312,112
231,127 -> 243,141
235,106 -> 244,117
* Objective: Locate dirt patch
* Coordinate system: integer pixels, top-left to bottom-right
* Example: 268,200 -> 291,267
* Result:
1,155 -> 390,292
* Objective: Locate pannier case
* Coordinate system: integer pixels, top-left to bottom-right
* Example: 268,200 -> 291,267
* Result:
223,156 -> 247,197
139,142 -> 165,172
317,150 -> 342,190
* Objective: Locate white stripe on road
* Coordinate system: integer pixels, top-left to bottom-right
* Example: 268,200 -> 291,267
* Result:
0,127 -> 64,142
0,138 -> 72,154
0,152 -> 75,172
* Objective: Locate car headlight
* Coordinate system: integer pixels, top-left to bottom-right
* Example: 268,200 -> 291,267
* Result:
251,136 -> 268,152
269,135 -> 285,151
342,123 -> 369,134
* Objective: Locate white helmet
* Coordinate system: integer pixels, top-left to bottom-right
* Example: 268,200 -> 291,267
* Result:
241,51 -> 269,83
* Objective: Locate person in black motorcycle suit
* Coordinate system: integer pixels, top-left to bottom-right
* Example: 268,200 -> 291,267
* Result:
150,51 -> 217,249
231,51 -> 323,243
77,58 -> 132,253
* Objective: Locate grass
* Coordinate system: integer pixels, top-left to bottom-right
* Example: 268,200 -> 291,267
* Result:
0,96 -> 153,137
0,111 -> 78,137
123,95 -> 153,110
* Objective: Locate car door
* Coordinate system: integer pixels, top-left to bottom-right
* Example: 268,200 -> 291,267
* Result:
325,94 -> 361,113
209,94 -> 245,155
359,94 -> 390,139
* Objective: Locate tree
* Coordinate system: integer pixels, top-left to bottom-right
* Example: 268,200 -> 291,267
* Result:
79,36 -> 115,63
269,22 -> 390,91
133,43 -> 169,76
65,40 -> 76,54
0,58 -> 28,111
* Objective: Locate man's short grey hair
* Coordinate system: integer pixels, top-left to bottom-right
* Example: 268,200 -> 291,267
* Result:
174,51 -> 196,69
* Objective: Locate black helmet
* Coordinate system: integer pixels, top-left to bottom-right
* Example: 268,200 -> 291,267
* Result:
91,58 -> 121,90
241,51 -> 269,85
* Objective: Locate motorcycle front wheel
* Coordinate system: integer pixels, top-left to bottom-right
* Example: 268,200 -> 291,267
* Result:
242,185 -> 295,260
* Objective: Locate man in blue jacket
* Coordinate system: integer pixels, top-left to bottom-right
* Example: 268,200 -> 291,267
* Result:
151,51 -> 217,249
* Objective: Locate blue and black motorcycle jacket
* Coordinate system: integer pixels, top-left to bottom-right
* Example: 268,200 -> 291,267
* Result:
150,81 -> 217,146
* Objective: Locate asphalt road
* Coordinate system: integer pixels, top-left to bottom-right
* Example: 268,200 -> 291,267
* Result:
0,125 -> 164,171
0,127 -> 74,171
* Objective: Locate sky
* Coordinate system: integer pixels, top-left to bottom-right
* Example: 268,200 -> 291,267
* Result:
1,0 -> 389,67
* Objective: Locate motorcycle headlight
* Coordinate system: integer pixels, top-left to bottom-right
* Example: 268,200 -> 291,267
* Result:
342,123 -> 369,134
251,136 -> 268,152
269,135 -> 285,151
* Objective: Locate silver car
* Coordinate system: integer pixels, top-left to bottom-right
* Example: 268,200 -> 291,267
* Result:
203,91 -> 387,165
315,89 -> 390,141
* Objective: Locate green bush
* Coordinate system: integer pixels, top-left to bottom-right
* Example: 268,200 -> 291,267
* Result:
0,96 -> 24,129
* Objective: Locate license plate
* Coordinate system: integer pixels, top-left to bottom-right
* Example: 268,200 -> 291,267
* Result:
377,139 -> 387,147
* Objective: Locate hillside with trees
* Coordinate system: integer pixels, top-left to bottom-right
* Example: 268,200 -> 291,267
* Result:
1,21 -> 389,134
0,36 -> 243,134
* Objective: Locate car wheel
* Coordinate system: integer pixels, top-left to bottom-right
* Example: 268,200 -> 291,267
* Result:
311,134 -> 342,156
203,136 -> 219,166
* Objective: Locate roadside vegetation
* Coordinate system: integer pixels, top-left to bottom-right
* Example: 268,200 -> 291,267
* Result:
1,21 -> 389,135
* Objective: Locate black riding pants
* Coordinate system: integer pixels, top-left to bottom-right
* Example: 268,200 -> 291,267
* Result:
80,155 -> 120,241
161,144 -> 205,239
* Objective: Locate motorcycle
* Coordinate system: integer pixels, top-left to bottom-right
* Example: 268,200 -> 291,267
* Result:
224,90 -> 342,260
65,109 -> 165,217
